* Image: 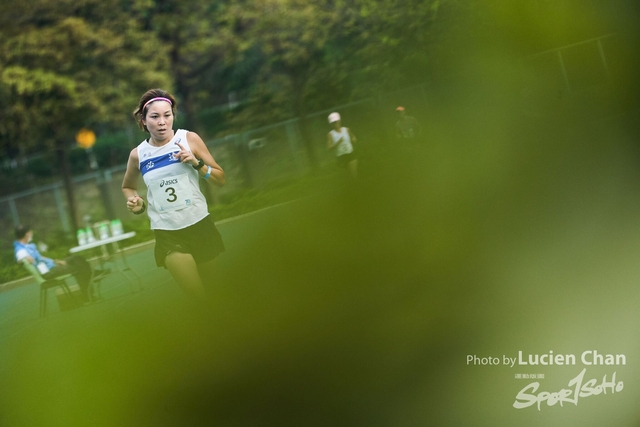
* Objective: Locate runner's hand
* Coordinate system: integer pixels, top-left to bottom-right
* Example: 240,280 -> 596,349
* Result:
175,141 -> 197,167
127,195 -> 143,211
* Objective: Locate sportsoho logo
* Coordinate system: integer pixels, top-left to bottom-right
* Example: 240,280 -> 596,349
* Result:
513,368 -> 623,411
511,351 -> 626,411
468,350 -> 626,411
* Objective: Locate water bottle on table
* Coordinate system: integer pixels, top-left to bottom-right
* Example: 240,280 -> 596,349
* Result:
98,222 -> 110,240
110,219 -> 123,236
77,229 -> 88,246
86,227 -> 96,243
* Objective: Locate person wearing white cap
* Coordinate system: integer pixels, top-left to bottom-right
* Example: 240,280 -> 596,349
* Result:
326,112 -> 358,178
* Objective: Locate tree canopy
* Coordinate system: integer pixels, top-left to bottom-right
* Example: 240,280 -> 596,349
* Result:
0,0 -> 171,228
0,0 -> 631,188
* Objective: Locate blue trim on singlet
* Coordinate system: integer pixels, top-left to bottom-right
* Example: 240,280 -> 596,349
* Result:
140,151 -> 182,177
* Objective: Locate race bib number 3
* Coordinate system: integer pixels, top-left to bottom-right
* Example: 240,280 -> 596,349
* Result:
150,173 -> 194,212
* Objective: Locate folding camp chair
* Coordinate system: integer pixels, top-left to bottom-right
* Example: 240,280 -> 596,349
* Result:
21,259 -> 77,317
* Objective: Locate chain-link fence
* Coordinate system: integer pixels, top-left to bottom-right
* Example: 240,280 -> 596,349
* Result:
0,91 -> 423,247
0,29 -> 628,248
518,33 -> 623,121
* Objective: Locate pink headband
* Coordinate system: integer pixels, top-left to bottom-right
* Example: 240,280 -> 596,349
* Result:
143,97 -> 172,111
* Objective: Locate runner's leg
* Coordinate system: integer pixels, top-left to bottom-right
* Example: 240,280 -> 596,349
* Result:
164,252 -> 206,299
196,257 -> 219,291
347,159 -> 358,179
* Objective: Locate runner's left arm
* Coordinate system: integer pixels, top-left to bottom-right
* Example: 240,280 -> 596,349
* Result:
182,132 -> 225,187
347,128 -> 357,144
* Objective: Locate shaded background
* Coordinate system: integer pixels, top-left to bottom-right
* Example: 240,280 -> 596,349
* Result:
1,0 -> 640,425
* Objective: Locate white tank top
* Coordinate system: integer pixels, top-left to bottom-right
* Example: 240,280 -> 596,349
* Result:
137,129 -> 209,230
330,127 -> 354,157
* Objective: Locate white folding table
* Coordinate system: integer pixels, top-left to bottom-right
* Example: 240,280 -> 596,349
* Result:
69,231 -> 143,292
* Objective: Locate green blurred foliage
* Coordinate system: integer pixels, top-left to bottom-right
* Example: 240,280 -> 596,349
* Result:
130,0 -> 230,132
0,0 -> 174,227
220,0 -> 446,122
1,0 -> 632,177
1,2 -> 640,426
0,0 -> 172,150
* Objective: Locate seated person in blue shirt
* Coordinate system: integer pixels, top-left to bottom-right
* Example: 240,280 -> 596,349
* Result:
13,224 -> 97,302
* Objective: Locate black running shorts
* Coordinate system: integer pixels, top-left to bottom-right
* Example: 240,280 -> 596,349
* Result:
153,215 -> 225,268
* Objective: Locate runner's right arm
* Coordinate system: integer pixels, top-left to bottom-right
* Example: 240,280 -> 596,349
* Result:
122,148 -> 144,212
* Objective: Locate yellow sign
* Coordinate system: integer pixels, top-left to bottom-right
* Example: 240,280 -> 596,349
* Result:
76,128 -> 96,149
